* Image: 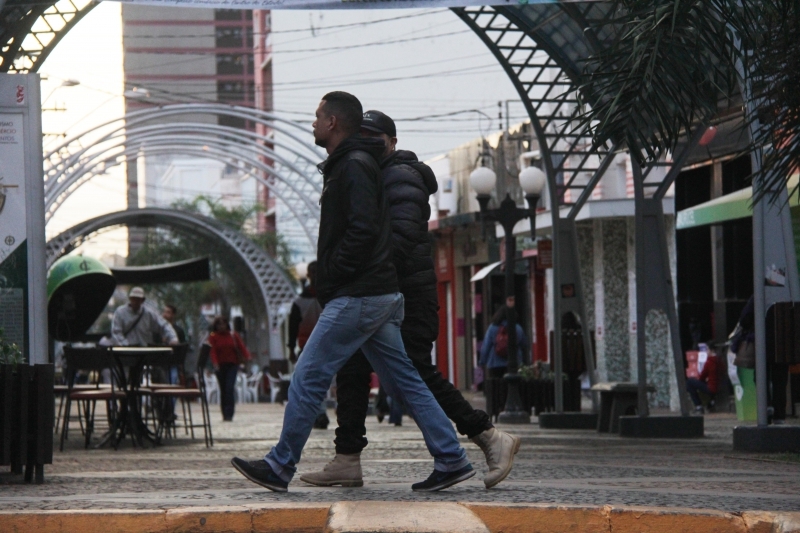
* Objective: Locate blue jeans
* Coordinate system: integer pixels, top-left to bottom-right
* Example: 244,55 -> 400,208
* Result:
265,293 -> 469,482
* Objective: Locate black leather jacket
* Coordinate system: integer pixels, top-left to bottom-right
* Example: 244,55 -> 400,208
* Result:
381,150 -> 438,294
315,136 -> 398,305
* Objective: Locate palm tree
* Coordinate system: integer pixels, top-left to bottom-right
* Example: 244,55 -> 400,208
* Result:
577,0 -> 799,202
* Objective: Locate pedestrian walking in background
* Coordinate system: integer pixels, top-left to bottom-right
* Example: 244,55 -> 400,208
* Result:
111,287 -> 178,347
231,92 -> 473,493
287,261 -> 330,429
208,316 -> 251,422
480,301 -> 529,379
161,304 -> 186,344
301,110 -> 520,491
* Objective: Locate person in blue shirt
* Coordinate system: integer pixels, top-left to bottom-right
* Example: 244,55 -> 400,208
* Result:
480,301 -> 529,379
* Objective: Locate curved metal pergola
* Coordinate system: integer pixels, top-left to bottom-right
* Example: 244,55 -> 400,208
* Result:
43,104 -> 325,259
45,207 -> 297,330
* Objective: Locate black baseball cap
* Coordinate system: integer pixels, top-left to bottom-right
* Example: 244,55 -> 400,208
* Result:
361,110 -> 396,137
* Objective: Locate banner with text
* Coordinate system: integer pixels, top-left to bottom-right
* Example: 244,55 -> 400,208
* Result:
107,0 -> 572,10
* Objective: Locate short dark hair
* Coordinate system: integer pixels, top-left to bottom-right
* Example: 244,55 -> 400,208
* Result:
321,91 -> 363,136
165,304 -> 177,314
212,315 -> 229,332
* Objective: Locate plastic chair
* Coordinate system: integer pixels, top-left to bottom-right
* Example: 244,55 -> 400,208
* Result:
266,373 -> 282,403
204,371 -> 220,404
245,371 -> 263,403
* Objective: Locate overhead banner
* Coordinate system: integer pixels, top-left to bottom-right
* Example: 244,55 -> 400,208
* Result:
107,0 -> 568,9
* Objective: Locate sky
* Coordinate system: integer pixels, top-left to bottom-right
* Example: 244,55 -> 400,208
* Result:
39,2 -> 523,259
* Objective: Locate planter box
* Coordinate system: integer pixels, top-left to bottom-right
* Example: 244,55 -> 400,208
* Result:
484,375 -> 583,421
0,364 -> 54,483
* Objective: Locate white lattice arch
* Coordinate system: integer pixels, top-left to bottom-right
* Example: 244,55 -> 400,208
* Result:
45,208 -> 297,330
43,103 -> 325,257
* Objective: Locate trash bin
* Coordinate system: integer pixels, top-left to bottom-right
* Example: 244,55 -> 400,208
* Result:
734,367 -> 757,421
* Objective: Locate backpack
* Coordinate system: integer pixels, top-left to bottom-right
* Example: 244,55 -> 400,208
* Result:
494,325 -> 509,359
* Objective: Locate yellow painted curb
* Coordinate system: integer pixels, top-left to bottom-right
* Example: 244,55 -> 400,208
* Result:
0,504 -> 797,533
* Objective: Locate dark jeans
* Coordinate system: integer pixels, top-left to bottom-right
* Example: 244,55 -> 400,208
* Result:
217,363 -> 238,420
686,378 -> 711,407
334,289 -> 493,455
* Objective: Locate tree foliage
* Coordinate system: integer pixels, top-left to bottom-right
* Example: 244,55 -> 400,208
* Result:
125,196 -> 296,347
578,0 -> 800,202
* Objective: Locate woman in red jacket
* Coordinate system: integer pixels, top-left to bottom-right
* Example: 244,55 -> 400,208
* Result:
207,316 -> 251,421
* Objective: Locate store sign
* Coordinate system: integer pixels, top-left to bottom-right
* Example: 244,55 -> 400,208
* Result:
537,238 -> 552,269
0,75 -> 45,364
109,0 -> 576,9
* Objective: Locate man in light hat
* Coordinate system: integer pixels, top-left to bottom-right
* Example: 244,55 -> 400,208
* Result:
111,287 -> 178,347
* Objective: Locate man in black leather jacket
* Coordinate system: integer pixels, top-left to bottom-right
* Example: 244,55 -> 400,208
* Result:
301,110 -> 521,490
232,92 -> 473,493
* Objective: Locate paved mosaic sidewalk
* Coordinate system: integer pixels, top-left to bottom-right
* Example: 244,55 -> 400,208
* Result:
1,397 -> 798,512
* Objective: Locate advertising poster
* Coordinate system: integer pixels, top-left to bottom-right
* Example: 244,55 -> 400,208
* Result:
0,112 -> 27,355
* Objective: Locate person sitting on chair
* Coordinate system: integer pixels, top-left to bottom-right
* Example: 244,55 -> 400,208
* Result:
686,350 -> 719,414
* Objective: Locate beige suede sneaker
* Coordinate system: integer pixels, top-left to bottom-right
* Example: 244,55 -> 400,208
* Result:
471,428 -> 521,488
299,453 -> 363,487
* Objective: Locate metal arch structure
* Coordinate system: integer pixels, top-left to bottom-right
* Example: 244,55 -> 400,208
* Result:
43,104 -> 325,259
45,207 -> 297,333
45,124 -> 322,250
0,0 -> 96,73
452,3 -> 699,415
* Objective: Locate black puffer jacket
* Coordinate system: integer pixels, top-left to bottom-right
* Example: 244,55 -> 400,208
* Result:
381,150 -> 439,294
315,136 -> 398,306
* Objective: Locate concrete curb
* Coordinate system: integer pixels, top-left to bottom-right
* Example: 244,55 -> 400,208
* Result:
1,503 -> 798,533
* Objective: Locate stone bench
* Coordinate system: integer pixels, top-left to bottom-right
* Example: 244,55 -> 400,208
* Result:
591,382 -> 655,433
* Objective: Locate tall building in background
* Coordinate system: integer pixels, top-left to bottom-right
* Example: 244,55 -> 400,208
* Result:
122,7 -> 276,253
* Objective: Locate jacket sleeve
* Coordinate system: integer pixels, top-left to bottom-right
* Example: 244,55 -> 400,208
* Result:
154,312 -> 178,344
329,158 -> 383,279
111,308 -> 126,346
479,325 -> 495,366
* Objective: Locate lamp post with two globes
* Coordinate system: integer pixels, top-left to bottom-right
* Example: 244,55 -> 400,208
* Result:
469,163 -> 546,424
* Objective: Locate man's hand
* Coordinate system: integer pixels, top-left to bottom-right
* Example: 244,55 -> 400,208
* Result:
169,340 -> 179,346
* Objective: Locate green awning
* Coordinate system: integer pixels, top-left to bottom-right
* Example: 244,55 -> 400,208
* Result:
676,175 -> 799,230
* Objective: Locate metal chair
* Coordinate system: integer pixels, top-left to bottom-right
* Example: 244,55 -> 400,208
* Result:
59,346 -> 125,451
151,344 -> 213,447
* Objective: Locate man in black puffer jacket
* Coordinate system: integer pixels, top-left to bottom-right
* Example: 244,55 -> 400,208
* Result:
301,110 -> 521,491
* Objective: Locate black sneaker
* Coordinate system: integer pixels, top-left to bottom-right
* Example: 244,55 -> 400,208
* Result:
231,457 -> 288,492
411,464 -> 475,492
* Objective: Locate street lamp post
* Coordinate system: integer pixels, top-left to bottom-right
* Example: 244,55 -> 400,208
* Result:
470,164 -> 546,424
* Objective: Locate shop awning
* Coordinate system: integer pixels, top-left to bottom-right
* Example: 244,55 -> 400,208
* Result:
676,175 -> 799,230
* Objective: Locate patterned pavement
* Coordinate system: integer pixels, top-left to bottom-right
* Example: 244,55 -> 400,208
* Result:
1,397 -> 798,512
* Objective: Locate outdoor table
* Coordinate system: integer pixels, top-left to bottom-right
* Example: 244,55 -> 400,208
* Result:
107,346 -> 173,448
